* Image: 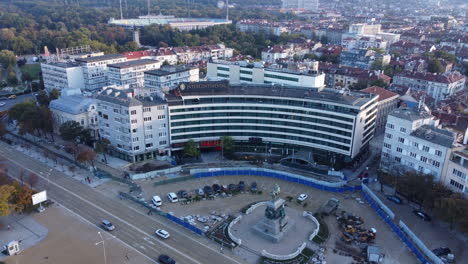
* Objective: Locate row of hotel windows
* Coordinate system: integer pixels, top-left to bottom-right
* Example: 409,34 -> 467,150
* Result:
385,134 -> 443,156
383,151 -> 441,168
171,119 -> 352,136
171,125 -> 351,144
170,106 -> 355,122
181,97 -> 361,114
172,132 -> 351,151
170,112 -> 353,129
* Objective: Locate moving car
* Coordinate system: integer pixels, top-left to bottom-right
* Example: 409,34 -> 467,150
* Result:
155,229 -> 170,239
101,220 -> 115,231
251,182 -> 258,192
413,210 -> 431,221
167,192 -> 178,203
386,195 -> 402,204
212,184 -> 221,193
432,247 -> 451,256
298,194 -> 308,201
177,190 -> 188,199
238,181 -> 245,191
158,254 -> 176,264
151,195 -> 162,207
8,95 -> 16,99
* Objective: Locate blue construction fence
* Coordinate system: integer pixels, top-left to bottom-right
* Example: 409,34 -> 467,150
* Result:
192,168 -> 362,193
166,213 -> 204,236
362,190 -> 430,264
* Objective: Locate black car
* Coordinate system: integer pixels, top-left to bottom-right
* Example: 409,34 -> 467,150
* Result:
212,184 -> 221,193
158,254 -> 176,264
203,185 -> 214,196
251,182 -> 258,192
177,190 -> 188,199
228,184 -> 237,192
386,195 -> 402,204
413,210 -> 431,221
432,247 -> 451,256
238,181 -> 245,191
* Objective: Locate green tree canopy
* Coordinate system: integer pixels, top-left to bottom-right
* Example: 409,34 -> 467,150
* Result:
95,138 -> 111,163
220,136 -> 235,157
183,139 -> 200,158
0,49 -> 16,68
49,88 -> 61,100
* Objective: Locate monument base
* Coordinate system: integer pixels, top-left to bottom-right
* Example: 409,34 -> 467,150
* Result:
252,216 -> 295,243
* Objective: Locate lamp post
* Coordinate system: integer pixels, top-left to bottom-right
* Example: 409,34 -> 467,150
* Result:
95,232 -> 107,264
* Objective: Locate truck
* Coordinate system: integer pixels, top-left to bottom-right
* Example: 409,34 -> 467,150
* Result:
320,198 -> 340,216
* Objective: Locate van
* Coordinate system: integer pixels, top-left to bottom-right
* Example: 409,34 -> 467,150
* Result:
167,192 -> 178,203
151,195 -> 162,207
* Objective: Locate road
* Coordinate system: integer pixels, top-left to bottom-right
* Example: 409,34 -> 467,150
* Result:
0,93 -> 35,112
0,141 -> 245,264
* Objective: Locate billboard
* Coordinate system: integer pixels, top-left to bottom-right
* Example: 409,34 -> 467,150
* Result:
32,191 -> 47,205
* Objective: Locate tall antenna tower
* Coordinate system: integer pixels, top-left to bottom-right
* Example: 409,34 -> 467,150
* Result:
147,0 -> 150,16
119,0 -> 123,19
226,0 -> 229,20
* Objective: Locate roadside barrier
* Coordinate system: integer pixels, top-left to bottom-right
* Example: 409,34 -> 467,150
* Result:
166,213 -> 204,236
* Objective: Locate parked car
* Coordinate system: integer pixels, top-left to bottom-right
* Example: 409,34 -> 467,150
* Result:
177,190 -> 188,199
151,195 -> 162,207
158,254 -> 176,264
212,184 -> 221,193
228,184 -> 237,192
251,182 -> 258,192
101,220 -> 115,231
8,95 -> 16,99
413,210 -> 431,221
386,195 -> 402,204
432,247 -> 451,256
238,181 -> 245,191
221,185 -> 229,193
155,229 -> 170,239
167,192 -> 178,203
197,188 -> 204,196
203,185 -> 214,196
298,194 -> 308,201
0,102 -> 6,106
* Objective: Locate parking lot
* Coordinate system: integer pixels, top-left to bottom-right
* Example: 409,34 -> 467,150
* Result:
136,175 -> 417,263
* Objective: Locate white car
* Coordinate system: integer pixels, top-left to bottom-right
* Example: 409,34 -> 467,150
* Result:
298,194 -> 308,201
151,195 -> 162,207
0,102 -> 6,106
155,229 -> 170,239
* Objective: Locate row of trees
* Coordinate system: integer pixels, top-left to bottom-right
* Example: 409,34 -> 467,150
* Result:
0,165 -> 37,216
378,163 -> 468,232
0,49 -> 18,85
183,136 -> 235,158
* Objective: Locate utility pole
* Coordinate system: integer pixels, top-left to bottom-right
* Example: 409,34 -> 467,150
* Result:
119,0 -> 123,19
226,0 -> 229,21
147,0 -> 150,16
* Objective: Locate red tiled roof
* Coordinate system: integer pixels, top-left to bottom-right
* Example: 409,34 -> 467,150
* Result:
361,86 -> 399,102
396,71 -> 466,84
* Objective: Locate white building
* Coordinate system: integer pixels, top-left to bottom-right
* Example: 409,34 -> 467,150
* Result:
361,86 -> 399,135
282,0 -> 319,11
75,54 -> 127,92
144,65 -> 199,95
96,88 -> 170,162
443,147 -> 468,195
381,108 -> 455,181
348,24 -> 382,35
207,61 -> 325,89
393,71 -> 466,102
49,92 -> 99,137
41,62 -> 84,92
107,59 -> 161,95
166,81 -> 378,162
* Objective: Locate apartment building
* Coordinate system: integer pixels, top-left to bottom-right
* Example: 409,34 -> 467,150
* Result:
107,59 -> 161,95
381,108 -> 455,181
392,71 -> 466,102
96,88 -> 170,162
166,81 -> 378,162
41,62 -> 84,92
144,65 -> 199,95
443,147 -> 468,195
75,54 -> 127,92
361,86 -> 399,134
207,61 -> 325,89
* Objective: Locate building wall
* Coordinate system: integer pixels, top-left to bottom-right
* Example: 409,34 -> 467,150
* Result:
41,63 -> 84,92
80,57 -> 128,92
374,96 -> 399,134
144,68 -> 200,95
393,75 -> 466,101
442,151 -> 468,195
107,61 -> 161,93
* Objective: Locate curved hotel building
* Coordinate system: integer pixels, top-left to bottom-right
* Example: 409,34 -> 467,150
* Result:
166,81 -> 378,163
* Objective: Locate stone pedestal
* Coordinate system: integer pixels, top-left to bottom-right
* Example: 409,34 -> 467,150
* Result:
252,198 -> 295,242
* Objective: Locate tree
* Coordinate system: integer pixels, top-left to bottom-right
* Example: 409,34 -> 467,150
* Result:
9,99 -> 36,121
371,58 -> 383,71
183,139 -> 199,158
49,88 -> 61,100
0,185 -> 16,216
76,146 -> 97,168
349,80 -> 369,90
220,136 -> 235,158
28,173 -> 39,189
427,59 -> 444,74
0,50 -> 16,68
7,70 -> 18,85
95,138 -> 110,164
59,121 -> 85,142
11,182 -> 33,213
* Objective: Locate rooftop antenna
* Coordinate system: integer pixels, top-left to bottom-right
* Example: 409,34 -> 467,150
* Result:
119,0 -> 123,19
147,0 -> 150,16
226,0 -> 229,21
418,93 -> 425,112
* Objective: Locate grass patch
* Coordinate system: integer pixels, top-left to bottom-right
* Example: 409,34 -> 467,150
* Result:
260,247 -> 314,264
312,213 -> 329,244
20,64 -> 41,80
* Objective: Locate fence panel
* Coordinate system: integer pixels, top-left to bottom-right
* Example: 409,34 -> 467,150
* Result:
166,214 -> 204,236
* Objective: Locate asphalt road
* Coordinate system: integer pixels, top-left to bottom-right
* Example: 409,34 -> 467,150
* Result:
0,93 -> 35,112
0,141 -> 245,264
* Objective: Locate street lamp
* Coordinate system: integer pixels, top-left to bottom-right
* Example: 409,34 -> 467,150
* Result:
95,231 -> 107,264
40,168 -> 53,191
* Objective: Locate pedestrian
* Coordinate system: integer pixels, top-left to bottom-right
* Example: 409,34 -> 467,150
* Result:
220,247 -> 224,254
7,225 -> 11,230
125,253 -> 130,261
147,210 -> 152,215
